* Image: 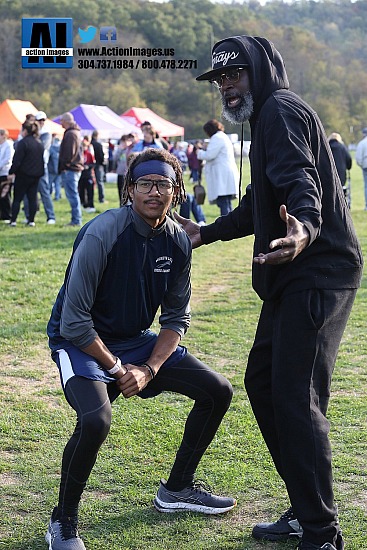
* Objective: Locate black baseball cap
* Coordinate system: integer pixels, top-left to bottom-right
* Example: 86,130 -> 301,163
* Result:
196,40 -> 249,81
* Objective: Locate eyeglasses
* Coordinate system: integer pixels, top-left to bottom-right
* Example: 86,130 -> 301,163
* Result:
134,178 -> 175,195
209,68 -> 245,88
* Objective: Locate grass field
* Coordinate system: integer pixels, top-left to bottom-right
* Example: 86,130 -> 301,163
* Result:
0,158 -> 366,550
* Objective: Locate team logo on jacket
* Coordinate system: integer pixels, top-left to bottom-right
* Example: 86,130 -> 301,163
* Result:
154,256 -> 173,273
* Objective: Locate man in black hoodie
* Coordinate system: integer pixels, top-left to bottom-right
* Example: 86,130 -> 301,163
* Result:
176,35 -> 363,550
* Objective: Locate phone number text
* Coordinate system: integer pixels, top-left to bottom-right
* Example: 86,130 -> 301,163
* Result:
77,58 -> 198,70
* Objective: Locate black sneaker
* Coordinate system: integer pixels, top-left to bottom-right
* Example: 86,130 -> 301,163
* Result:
252,507 -> 303,540
297,532 -> 344,550
45,507 -> 86,549
153,479 -> 236,514
297,543 -> 337,550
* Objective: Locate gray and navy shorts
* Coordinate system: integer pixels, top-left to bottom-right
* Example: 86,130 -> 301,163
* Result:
51,331 -> 187,399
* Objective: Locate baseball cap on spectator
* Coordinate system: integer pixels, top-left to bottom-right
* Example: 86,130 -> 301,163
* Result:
35,111 -> 47,121
196,40 -> 249,81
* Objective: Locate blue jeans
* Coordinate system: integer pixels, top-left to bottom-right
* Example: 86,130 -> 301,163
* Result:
190,168 -> 199,183
180,194 -> 206,223
49,172 -> 62,200
216,195 -> 233,216
363,168 -> 367,208
95,165 -> 105,202
24,166 -> 55,221
62,170 -> 82,225
38,167 -> 55,220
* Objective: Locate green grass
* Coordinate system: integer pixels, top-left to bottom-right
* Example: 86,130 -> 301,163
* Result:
0,159 -> 366,549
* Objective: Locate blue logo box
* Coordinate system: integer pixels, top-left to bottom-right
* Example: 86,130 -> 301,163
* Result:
22,18 -> 73,69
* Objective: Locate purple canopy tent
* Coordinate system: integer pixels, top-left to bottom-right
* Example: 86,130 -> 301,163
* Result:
53,104 -> 141,140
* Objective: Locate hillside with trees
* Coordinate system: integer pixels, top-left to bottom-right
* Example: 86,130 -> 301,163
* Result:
0,0 -> 366,142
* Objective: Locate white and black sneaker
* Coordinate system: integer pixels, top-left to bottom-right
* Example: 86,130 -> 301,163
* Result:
297,531 -> 344,550
153,479 -> 236,514
252,507 -> 303,540
45,507 -> 86,549
298,543 -> 337,550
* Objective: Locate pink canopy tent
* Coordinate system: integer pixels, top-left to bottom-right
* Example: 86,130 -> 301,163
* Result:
121,107 -> 184,138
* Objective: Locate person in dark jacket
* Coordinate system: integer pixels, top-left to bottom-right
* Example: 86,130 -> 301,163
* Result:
91,130 -> 106,203
327,133 -> 352,186
45,148 -> 236,550
328,133 -> 352,206
177,35 -> 363,550
59,112 -> 84,226
9,120 -> 44,226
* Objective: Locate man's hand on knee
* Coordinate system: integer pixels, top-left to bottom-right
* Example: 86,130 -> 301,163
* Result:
116,364 -> 153,398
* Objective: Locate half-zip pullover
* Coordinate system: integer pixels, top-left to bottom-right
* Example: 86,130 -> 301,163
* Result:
47,206 -> 191,350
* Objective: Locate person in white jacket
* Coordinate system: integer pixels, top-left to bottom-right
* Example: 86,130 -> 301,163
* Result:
197,119 -> 238,215
0,129 -> 14,221
355,127 -> 367,209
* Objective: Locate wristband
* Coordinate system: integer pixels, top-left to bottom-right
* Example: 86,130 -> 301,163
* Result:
107,357 -> 123,375
141,362 -> 155,380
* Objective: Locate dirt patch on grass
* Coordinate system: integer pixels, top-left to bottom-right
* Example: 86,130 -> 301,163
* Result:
208,284 -> 228,294
0,472 -> 19,486
0,346 -> 59,399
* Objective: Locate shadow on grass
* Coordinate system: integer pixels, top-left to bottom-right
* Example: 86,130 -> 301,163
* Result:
3,507 -> 298,550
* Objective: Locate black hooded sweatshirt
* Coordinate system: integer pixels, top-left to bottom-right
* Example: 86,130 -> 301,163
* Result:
201,36 -> 362,301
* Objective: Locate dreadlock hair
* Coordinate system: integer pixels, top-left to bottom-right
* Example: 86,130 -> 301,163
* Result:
122,147 -> 186,208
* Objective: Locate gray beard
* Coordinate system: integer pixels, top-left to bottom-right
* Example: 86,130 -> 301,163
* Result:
221,91 -> 254,124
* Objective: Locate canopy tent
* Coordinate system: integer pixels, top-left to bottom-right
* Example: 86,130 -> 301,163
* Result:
121,107 -> 184,138
0,99 -> 63,140
53,104 -> 141,140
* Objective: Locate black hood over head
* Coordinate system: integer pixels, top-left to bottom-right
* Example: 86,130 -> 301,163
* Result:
210,35 -> 289,120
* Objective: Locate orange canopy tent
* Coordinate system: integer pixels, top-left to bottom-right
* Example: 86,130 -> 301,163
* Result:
121,107 -> 184,138
0,99 -> 63,140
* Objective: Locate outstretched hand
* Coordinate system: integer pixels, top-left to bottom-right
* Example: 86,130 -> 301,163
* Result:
253,205 -> 310,265
174,212 -> 203,249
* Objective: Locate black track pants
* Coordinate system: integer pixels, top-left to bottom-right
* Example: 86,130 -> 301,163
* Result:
245,288 -> 356,546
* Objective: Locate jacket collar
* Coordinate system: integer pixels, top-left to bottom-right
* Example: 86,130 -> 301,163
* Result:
130,205 -> 167,238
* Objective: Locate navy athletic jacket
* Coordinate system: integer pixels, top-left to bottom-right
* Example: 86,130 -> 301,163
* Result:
47,206 -> 191,351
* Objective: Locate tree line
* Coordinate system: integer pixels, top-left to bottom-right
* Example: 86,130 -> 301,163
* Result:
0,0 -> 366,142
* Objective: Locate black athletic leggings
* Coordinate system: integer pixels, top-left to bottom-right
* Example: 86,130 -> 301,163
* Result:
57,353 -> 233,516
